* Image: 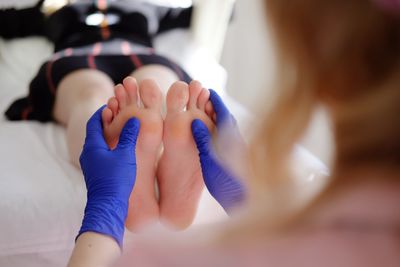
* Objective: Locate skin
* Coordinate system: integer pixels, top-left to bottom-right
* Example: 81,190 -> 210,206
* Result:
67,232 -> 120,267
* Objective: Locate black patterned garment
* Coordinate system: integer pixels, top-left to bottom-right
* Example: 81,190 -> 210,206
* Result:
3,0 -> 193,122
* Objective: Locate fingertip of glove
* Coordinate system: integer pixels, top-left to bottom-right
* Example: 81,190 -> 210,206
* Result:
209,89 -> 221,103
87,105 -> 107,125
191,119 -> 211,144
117,117 -> 140,148
126,117 -> 140,131
97,105 -> 107,113
85,106 -> 110,145
191,119 -> 206,132
122,117 -> 141,140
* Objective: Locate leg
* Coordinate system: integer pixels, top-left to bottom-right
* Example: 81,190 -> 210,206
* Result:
102,77 -> 164,231
157,80 -> 214,229
53,69 -> 114,167
122,65 -> 180,231
130,67 -> 216,229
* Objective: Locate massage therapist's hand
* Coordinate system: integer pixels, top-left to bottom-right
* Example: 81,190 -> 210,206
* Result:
78,106 -> 140,248
191,90 -> 246,213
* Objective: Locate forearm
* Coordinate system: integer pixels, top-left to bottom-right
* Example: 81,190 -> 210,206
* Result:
67,108 -> 139,267
68,199 -> 128,266
68,232 -> 121,267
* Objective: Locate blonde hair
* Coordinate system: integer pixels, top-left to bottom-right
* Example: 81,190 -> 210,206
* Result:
226,0 -> 400,239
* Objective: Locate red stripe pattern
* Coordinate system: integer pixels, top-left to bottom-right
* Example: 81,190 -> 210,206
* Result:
46,54 -> 61,95
21,106 -> 32,120
88,43 -> 102,69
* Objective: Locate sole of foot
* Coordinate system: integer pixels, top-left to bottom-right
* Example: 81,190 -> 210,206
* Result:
102,77 -> 163,232
157,80 -> 214,230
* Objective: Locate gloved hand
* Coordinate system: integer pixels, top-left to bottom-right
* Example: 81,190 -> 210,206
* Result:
78,106 -> 140,248
191,90 -> 246,213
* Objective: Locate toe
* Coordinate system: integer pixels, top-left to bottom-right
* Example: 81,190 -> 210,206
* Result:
101,107 -> 113,128
205,101 -> 213,115
139,79 -> 163,110
115,84 -> 128,110
205,101 -> 215,122
188,80 -> 203,109
197,88 -> 210,111
166,81 -> 189,113
123,76 -> 139,107
108,97 -> 119,118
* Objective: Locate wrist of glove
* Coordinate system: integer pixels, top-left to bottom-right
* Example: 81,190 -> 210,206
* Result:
78,198 -> 128,247
77,106 -> 140,248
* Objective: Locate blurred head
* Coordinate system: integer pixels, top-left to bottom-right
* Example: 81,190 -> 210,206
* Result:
244,0 -> 400,230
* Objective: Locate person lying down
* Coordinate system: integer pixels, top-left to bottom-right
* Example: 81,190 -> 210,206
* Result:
2,0 -> 224,232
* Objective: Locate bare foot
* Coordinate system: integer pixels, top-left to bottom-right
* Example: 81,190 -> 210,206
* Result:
102,77 -> 163,231
157,80 -> 214,229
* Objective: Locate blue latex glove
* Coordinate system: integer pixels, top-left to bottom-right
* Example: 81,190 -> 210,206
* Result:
78,106 -> 140,248
191,90 -> 246,213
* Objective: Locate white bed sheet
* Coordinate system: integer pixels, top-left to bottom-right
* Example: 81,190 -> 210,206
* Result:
0,32 -> 328,267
